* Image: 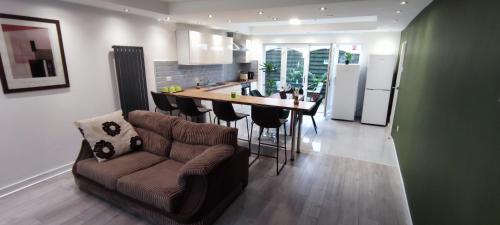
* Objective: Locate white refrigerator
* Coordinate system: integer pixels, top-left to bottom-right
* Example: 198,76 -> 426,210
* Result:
361,55 -> 398,126
332,65 -> 361,121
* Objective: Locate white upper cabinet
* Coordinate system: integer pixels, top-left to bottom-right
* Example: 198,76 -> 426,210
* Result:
177,30 -> 233,65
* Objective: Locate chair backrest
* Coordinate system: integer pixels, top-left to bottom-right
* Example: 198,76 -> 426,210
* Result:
308,95 -> 324,116
212,100 -> 238,122
176,97 -> 202,117
151,91 -> 176,112
251,105 -> 282,129
279,91 -> 287,99
250,90 -> 264,97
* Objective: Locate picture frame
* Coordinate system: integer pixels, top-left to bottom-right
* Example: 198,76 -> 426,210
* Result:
0,13 -> 69,94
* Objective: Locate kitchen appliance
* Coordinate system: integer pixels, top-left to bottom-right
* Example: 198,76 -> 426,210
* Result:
239,73 -> 248,81
247,71 -> 255,80
241,82 -> 251,95
361,55 -> 398,126
332,65 -> 361,121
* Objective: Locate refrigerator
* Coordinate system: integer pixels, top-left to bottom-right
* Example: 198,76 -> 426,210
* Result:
361,55 -> 398,126
332,65 -> 361,121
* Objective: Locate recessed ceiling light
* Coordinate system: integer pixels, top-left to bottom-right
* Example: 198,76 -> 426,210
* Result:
289,18 -> 302,26
401,1 -> 408,5
208,14 -> 213,18
396,10 -> 401,14
123,8 -> 130,13
258,11 -> 264,15
166,17 -> 171,21
273,17 -> 278,21
320,7 -> 327,11
227,19 -> 232,23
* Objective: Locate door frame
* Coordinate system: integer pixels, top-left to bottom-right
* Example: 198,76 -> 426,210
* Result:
262,43 -> 333,100
388,41 -> 407,136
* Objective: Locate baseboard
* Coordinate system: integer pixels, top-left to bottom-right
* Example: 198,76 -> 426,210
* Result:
389,137 -> 414,225
0,162 -> 73,198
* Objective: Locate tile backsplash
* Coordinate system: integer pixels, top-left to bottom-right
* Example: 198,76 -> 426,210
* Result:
155,60 -> 258,90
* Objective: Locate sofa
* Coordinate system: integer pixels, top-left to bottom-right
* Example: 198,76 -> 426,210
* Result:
72,110 -> 249,225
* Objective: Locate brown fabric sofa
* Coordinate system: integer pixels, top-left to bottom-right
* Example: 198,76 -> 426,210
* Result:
72,110 -> 249,225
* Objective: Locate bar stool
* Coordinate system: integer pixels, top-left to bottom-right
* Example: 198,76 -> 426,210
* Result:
151,91 -> 178,115
250,105 -> 287,175
175,96 -> 212,123
302,95 -> 324,134
212,100 -> 251,149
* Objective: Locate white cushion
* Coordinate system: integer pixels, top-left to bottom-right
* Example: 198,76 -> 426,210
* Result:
75,111 -> 143,162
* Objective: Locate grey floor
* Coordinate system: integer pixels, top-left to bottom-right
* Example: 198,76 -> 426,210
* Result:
0,114 -> 411,225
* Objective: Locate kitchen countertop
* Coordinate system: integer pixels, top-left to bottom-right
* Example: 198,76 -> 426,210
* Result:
195,79 -> 257,92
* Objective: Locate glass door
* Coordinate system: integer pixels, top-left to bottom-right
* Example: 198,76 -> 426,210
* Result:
285,46 -> 308,92
264,45 -> 282,95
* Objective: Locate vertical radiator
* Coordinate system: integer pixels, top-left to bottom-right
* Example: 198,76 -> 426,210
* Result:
112,46 -> 149,115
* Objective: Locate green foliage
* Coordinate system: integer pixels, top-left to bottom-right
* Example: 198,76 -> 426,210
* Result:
260,62 -> 279,96
259,62 -> 278,73
308,72 -> 327,90
345,52 -> 353,62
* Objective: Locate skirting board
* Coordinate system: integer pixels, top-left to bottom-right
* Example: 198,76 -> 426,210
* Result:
0,162 -> 73,198
388,136 -> 414,225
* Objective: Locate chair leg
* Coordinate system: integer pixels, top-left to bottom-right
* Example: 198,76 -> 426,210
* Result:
276,128 -> 280,175
245,117 -> 250,149
169,111 -> 173,116
311,116 -> 318,134
226,121 -> 230,127
208,112 -> 212,124
258,127 -> 264,158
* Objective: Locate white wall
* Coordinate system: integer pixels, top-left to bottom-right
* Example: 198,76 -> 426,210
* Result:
0,0 -> 177,190
250,32 -> 401,116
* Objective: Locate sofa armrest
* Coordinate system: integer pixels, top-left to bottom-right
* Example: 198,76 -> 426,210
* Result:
177,144 -> 234,187
72,140 -> 94,176
173,146 -> 249,223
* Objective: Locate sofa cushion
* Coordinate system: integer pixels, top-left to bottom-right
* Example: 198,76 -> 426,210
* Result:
170,141 -> 209,163
127,111 -> 180,157
76,151 -> 165,190
135,127 -> 171,156
172,119 -> 238,148
117,160 -> 185,213
75,111 -> 143,162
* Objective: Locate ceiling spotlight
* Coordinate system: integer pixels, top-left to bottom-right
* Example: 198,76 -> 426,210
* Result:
227,19 -> 232,23
401,1 -> 408,5
320,7 -> 327,11
208,14 -> 213,18
123,8 -> 130,13
258,11 -> 264,15
289,18 -> 302,25
273,17 -> 278,21
396,10 -> 401,14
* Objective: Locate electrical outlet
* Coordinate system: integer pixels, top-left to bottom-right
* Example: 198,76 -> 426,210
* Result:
396,125 -> 400,132
166,76 -> 172,82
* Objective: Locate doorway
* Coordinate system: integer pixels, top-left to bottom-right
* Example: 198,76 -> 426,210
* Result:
263,44 -> 333,112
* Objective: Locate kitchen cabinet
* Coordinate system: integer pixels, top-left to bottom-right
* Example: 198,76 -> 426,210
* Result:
177,30 -> 233,65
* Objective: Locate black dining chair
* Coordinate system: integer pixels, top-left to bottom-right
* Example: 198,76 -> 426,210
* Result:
212,100 -> 251,148
151,91 -> 178,115
250,105 -> 287,175
175,96 -> 212,123
303,95 -> 324,134
250,90 -> 265,97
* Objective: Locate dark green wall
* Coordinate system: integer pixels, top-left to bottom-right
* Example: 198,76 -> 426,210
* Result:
392,0 -> 500,224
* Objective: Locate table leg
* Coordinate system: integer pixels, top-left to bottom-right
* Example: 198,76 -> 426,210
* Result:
297,112 -> 303,153
290,110 -> 297,161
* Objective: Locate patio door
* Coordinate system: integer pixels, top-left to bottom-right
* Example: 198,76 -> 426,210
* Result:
264,44 -> 332,105
264,45 -> 309,96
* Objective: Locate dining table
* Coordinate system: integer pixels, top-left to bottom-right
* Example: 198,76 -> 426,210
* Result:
166,88 -> 315,161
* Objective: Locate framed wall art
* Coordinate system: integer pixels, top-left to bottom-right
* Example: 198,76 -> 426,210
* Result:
0,13 -> 69,94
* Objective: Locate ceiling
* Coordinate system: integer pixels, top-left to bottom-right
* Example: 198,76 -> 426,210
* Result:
61,0 -> 433,35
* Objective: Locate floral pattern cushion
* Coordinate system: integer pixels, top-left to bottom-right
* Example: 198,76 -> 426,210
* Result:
75,111 -> 143,162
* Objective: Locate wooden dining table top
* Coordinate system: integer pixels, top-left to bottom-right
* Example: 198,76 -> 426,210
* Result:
166,88 -> 315,111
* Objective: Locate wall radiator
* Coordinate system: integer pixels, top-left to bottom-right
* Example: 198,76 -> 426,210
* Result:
112,46 -> 149,116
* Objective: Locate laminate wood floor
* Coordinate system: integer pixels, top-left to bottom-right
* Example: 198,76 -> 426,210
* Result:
0,116 -> 411,225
